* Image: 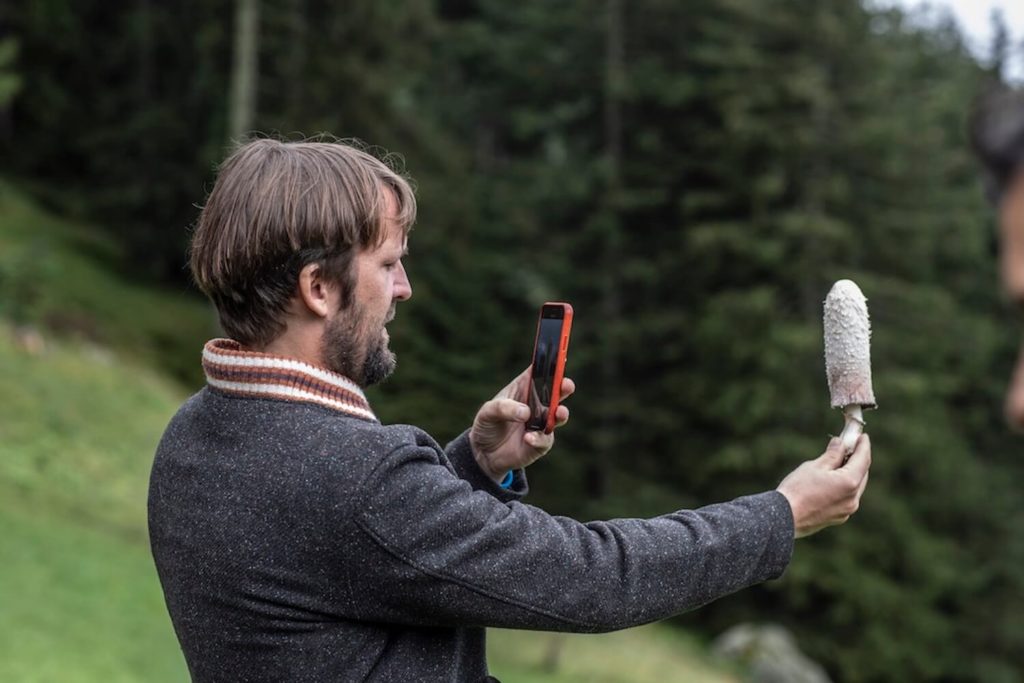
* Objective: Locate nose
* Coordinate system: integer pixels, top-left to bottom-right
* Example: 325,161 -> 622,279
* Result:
1006,346 -> 1024,431
393,260 -> 412,302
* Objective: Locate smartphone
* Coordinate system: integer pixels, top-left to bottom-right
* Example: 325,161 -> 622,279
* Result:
525,302 -> 573,434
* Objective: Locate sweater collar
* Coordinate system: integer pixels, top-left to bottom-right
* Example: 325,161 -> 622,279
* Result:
201,338 -> 378,423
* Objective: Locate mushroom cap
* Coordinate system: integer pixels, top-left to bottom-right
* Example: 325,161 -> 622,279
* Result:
823,279 -> 876,409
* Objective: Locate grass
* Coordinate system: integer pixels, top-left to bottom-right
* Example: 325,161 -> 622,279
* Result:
0,185 -> 738,682
0,329 -> 183,531
487,627 -> 738,683
0,180 -> 216,386
0,495 -> 188,682
0,182 -> 199,679
0,323 -> 192,680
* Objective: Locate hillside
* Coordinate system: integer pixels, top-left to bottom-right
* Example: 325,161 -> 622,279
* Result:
0,186 -> 738,682
0,181 -> 215,386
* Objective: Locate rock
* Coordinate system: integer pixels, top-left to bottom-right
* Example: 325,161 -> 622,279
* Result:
12,324 -> 47,356
712,623 -> 832,683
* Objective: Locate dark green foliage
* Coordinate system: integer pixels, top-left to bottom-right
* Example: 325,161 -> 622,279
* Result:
0,38 -> 22,106
418,2 -> 1024,680
4,1 -> 1024,680
1,0 -> 233,280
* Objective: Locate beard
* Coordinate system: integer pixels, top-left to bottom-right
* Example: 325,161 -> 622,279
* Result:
322,302 -> 397,387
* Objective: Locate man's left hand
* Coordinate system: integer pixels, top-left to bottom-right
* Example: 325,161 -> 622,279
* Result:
469,367 -> 575,482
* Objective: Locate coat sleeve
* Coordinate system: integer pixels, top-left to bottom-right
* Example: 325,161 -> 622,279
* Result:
443,429 -> 529,500
345,441 -> 793,633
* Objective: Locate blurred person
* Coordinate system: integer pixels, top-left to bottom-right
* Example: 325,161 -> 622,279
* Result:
147,138 -> 872,683
972,87 -> 1024,428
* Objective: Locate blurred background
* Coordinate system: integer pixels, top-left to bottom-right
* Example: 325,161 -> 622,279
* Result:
2,1 -> 1024,681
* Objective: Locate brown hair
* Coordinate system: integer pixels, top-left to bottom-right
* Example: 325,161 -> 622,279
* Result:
189,138 -> 416,347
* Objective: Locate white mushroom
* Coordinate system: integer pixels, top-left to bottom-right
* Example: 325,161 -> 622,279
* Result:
823,280 -> 877,454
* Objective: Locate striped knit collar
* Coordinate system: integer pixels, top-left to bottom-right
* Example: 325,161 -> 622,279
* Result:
202,338 -> 378,423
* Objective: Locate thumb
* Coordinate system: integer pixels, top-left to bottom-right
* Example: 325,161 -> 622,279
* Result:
818,437 -> 846,469
479,398 -> 530,424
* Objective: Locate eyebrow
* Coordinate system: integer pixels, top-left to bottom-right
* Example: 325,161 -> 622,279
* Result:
385,246 -> 408,262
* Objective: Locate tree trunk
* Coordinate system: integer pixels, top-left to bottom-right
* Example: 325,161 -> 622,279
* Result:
285,0 -> 306,122
589,0 -> 625,501
228,0 -> 260,142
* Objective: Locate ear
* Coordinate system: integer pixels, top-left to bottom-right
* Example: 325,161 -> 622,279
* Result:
296,263 -> 336,319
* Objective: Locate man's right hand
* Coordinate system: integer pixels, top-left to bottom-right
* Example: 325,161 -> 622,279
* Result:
776,434 -> 872,538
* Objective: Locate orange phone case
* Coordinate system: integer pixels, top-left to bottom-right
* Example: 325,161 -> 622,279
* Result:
527,302 -> 573,434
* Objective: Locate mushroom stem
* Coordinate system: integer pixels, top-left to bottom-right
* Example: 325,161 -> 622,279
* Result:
839,404 -> 865,455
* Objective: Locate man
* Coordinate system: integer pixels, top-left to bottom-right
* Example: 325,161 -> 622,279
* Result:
148,138 -> 871,682
972,87 -> 1024,427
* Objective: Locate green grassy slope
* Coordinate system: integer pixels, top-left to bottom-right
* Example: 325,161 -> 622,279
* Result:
0,497 -> 187,682
0,324 -> 192,680
0,182 -> 206,680
0,180 -> 216,386
488,626 -> 738,683
0,186 -> 737,682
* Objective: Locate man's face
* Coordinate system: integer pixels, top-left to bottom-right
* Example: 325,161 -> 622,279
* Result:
1000,172 -> 1024,428
322,193 -> 412,386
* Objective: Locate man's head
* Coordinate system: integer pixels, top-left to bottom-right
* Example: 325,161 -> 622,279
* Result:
971,88 -> 1024,427
190,138 -> 415,386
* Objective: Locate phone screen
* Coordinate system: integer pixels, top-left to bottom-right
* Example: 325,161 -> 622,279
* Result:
527,306 -> 566,431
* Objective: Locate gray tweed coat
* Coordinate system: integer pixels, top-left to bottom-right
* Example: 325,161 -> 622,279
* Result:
148,388 -> 793,682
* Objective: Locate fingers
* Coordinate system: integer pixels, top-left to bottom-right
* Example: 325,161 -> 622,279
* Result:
783,434 -> 872,538
818,437 -> 846,469
500,371 -> 574,405
553,405 -> 570,427
524,404 -> 569,455
842,433 -> 872,481
559,377 -> 576,401
524,429 -> 554,454
855,470 -> 869,501
481,398 -> 531,423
